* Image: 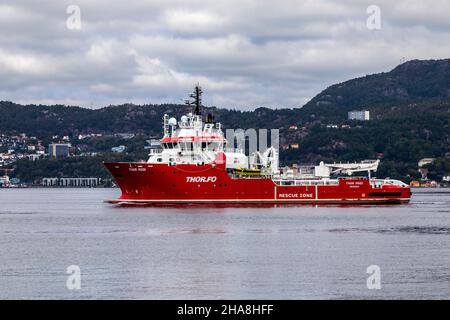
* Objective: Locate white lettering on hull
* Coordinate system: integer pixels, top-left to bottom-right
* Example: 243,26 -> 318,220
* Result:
278,193 -> 313,198
186,176 -> 217,183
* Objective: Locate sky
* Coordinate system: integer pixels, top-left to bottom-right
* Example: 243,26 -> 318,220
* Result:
0,0 -> 449,110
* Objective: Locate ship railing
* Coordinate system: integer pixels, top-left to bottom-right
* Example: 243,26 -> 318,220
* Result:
229,173 -> 273,180
378,178 -> 409,187
273,179 -> 340,186
224,148 -> 244,153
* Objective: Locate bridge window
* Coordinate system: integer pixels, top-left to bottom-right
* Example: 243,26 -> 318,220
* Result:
163,142 -> 179,149
179,142 -> 193,151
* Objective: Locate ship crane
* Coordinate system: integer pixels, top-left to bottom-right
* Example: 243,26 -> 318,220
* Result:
315,159 -> 380,178
250,147 -> 279,174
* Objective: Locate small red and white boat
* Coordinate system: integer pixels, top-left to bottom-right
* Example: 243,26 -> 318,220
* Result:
104,86 -> 411,205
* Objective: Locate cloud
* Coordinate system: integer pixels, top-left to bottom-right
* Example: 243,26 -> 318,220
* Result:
0,49 -> 49,76
162,9 -> 227,35
0,0 -> 449,109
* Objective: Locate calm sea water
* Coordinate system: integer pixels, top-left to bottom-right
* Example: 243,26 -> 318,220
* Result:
0,188 -> 449,299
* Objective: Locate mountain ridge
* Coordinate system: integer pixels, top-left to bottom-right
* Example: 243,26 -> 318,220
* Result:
302,58 -> 450,115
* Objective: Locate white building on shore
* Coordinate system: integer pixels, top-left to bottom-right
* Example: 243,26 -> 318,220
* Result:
42,177 -> 101,187
348,110 -> 370,121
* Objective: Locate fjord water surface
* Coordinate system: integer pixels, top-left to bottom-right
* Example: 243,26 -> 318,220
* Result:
0,188 -> 449,299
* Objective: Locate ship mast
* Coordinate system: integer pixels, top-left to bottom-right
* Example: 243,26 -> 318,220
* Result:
186,85 -> 202,116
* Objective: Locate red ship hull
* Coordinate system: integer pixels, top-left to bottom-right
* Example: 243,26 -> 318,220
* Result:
104,162 -> 411,204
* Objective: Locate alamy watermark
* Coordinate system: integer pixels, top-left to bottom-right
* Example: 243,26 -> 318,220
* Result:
366,265 -> 381,289
66,265 -> 81,290
225,128 -> 279,156
366,5 -> 381,30
66,5 -> 81,30
155,127 -> 280,161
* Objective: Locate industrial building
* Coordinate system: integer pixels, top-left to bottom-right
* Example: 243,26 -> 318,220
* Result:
348,110 -> 370,121
48,143 -> 71,158
42,177 -> 102,187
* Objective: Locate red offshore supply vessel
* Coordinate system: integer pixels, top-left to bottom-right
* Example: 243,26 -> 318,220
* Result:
104,86 -> 411,205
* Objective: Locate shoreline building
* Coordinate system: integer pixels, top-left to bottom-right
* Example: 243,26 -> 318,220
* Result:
42,177 -> 102,187
0,175 -> 10,187
348,110 -> 370,121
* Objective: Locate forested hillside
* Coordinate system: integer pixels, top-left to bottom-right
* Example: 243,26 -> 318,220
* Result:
1,59 -> 449,182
